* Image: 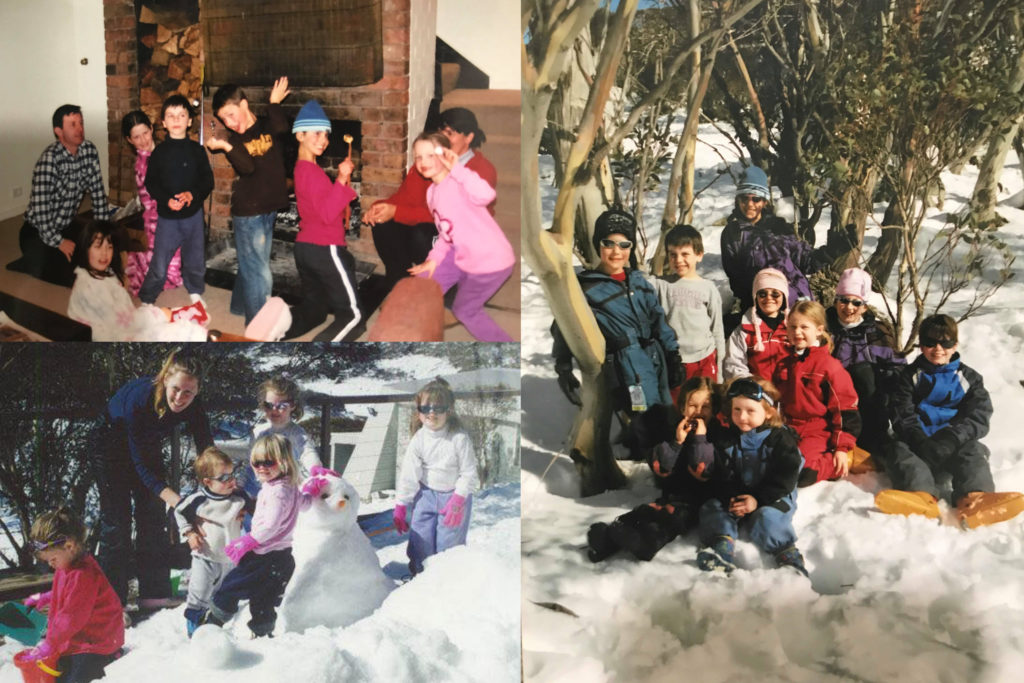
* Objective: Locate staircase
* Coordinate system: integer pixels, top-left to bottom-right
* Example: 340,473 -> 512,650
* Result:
440,88 -> 520,341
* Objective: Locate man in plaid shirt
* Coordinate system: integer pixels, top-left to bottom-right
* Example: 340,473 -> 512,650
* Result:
12,104 -> 115,286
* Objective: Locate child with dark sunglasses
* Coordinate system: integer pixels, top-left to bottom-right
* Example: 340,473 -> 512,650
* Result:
174,447 -> 256,636
686,376 -> 808,576
723,268 -> 792,383
393,378 -> 479,576
825,268 -> 905,460
874,314 -> 1024,528
17,507 -> 124,682
206,434 -> 328,637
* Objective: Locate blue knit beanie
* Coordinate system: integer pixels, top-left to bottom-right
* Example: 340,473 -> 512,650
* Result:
292,100 -> 331,133
737,166 -> 770,200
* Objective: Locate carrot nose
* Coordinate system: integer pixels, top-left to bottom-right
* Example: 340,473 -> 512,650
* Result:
335,500 -> 346,510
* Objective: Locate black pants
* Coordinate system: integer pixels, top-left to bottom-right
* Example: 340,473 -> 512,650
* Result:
93,428 -> 172,606
285,242 -> 364,341
370,220 -> 437,291
10,220 -> 77,287
877,438 -> 994,502
847,362 -> 890,452
56,651 -> 120,683
212,548 -> 295,636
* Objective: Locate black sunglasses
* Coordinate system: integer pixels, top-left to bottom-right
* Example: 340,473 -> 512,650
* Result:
726,378 -> 776,407
251,459 -> 278,469
262,401 -> 292,412
739,195 -> 765,204
836,296 -> 865,307
920,336 -> 956,349
417,404 -> 449,415
207,471 -> 237,483
756,289 -> 783,300
599,238 -> 633,250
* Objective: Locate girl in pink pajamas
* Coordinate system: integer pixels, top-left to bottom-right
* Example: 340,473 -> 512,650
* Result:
407,132 -> 515,341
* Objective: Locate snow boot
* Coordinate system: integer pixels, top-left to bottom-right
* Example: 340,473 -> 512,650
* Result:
607,505 -> 678,562
185,607 -> 205,638
586,522 -> 620,563
248,618 -> 275,638
697,535 -> 736,573
956,491 -> 1024,529
874,490 -> 940,519
774,546 -> 809,577
848,447 -> 878,474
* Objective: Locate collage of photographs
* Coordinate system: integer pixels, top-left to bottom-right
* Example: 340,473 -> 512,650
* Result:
2,0 -> 1024,681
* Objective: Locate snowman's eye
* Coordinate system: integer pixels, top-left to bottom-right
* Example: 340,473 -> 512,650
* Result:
320,492 -> 329,500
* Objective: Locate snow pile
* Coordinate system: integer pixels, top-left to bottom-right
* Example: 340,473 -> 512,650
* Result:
522,122 -> 1024,681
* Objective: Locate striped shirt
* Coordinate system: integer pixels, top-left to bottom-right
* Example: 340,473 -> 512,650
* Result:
25,140 -> 114,247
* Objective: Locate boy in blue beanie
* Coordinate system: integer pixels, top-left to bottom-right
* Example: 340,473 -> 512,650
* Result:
875,314 -> 1024,528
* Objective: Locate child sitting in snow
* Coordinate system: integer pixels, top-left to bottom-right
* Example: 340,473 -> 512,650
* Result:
874,314 -> 1024,528
174,447 -> 255,636
392,378 -> 479,576
722,268 -> 791,382
586,377 -> 719,562
206,434 -> 329,637
772,301 -> 861,486
18,507 -> 123,682
67,219 -> 208,341
689,376 -> 807,576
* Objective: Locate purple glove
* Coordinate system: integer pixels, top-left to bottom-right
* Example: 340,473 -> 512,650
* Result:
301,476 -> 329,497
393,504 -> 409,534
24,591 -> 52,610
224,534 -> 259,564
440,494 -> 467,528
309,464 -> 340,478
23,640 -> 54,662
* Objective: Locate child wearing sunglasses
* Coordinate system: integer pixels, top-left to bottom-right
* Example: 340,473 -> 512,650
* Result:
723,268 -> 792,382
393,378 -> 479,575
687,376 -> 807,576
206,434 -> 327,637
874,315 -> 1024,528
174,447 -> 255,636
825,268 -> 905,458
772,301 -> 861,486
552,208 -> 684,418
19,507 -> 123,682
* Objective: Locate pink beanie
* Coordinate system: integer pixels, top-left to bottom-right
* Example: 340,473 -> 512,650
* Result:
836,267 -> 871,300
751,268 -> 788,352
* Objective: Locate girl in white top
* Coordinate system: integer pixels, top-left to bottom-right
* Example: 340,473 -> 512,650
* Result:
392,378 -> 479,575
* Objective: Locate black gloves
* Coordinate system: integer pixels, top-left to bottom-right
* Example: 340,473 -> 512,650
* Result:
555,362 -> 582,407
913,429 -> 959,466
666,353 -> 685,391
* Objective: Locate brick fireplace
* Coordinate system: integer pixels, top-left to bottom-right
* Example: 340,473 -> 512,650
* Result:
103,0 -> 435,271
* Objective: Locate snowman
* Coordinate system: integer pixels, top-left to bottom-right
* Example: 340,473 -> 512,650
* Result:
281,471 -> 395,632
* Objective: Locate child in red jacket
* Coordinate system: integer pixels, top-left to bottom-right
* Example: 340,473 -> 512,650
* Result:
20,507 -> 124,682
773,301 -> 862,486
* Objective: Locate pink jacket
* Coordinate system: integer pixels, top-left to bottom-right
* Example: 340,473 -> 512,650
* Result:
294,159 -> 358,247
45,553 -> 124,656
250,476 -> 313,553
426,164 -> 514,274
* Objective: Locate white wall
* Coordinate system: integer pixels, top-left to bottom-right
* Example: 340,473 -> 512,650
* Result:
0,0 -> 109,221
436,0 -> 518,90
408,0 -> 438,168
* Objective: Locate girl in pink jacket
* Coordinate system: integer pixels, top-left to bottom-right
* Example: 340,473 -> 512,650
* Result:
20,507 -> 124,682
407,132 -> 515,341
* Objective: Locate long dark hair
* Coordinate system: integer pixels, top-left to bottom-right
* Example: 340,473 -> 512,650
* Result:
73,219 -> 124,281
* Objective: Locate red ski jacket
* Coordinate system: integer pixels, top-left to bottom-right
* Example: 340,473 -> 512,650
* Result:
773,345 -> 861,453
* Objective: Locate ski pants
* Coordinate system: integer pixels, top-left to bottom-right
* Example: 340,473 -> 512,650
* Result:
698,493 -> 797,556
212,548 -> 295,636
877,438 -> 994,503
408,486 -> 472,575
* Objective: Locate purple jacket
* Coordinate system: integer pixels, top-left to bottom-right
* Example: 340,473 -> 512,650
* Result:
825,307 -> 904,376
250,476 -> 313,553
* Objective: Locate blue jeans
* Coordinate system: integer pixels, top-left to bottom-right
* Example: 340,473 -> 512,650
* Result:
230,212 -> 276,323
698,494 -> 797,555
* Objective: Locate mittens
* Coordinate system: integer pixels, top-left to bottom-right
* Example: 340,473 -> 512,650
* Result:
393,504 -> 409,534
224,534 -> 259,564
440,494 -> 467,528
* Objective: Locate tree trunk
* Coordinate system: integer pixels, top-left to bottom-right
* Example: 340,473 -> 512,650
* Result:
679,0 -> 702,225
968,115 -> 1023,226
866,200 -> 904,286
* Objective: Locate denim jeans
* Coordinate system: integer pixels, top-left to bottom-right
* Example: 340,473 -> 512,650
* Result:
230,212 -> 276,323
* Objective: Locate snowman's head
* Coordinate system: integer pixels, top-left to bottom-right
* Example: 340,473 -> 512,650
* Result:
304,473 -> 360,530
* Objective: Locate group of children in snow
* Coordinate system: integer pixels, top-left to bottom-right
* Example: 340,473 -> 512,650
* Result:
14,358 -> 479,683
67,79 -> 514,342
556,167 -> 1024,577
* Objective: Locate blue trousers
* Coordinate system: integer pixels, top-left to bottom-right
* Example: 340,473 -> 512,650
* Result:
139,211 -> 205,303
230,212 -> 276,323
212,548 -> 294,635
698,494 -> 797,556
408,487 -> 472,575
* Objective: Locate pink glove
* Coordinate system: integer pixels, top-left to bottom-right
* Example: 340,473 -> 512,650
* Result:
309,464 -> 340,478
224,534 -> 259,564
440,494 -> 467,528
301,476 -> 329,497
393,504 -> 409,534
23,640 -> 54,662
24,591 -> 52,610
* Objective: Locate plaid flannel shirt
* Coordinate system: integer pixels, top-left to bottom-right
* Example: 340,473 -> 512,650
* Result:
25,140 -> 114,247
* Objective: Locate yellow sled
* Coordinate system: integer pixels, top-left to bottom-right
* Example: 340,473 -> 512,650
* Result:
874,490 -> 940,519
848,447 -> 878,474
956,491 -> 1024,529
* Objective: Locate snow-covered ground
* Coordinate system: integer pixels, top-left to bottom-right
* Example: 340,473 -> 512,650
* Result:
0,482 -> 521,683
522,122 -> 1024,681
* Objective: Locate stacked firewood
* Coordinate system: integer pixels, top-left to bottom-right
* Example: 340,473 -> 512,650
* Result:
138,4 -> 203,129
